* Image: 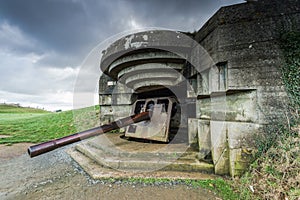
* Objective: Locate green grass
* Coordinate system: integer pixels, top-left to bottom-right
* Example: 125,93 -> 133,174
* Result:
0,104 -> 49,113
181,178 -> 238,200
0,113 -> 48,121
0,105 -> 100,144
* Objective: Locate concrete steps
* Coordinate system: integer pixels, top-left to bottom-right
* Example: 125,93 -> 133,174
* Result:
69,134 -> 214,174
75,143 -> 214,172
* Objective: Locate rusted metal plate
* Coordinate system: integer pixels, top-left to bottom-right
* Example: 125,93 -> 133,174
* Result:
125,97 -> 178,142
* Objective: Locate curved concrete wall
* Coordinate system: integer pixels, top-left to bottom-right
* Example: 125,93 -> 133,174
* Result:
100,31 -> 192,93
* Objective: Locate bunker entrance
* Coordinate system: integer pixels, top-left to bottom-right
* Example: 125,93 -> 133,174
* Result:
124,87 -> 182,143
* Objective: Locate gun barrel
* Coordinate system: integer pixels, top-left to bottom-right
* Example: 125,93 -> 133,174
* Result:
28,111 -> 150,158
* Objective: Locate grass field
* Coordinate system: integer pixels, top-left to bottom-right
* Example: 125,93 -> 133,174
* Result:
0,104 -> 100,144
0,104 -> 49,113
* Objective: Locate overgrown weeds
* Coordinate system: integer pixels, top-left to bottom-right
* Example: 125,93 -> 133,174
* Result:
232,30 -> 300,200
235,122 -> 299,199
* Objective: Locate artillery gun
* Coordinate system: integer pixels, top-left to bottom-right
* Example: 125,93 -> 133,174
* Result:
28,97 -> 179,157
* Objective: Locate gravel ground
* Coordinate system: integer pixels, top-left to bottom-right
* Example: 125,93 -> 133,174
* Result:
0,143 -> 220,200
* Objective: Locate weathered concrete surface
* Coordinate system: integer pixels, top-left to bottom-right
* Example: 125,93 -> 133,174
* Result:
189,0 -> 299,176
103,49 -> 185,93
101,30 -> 193,74
68,147 -> 217,180
210,121 -> 229,175
197,90 -> 258,122
70,133 -> 214,174
197,120 -> 211,160
187,118 -> 198,147
95,0 -> 300,177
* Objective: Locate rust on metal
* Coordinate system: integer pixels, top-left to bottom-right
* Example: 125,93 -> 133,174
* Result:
28,111 -> 150,158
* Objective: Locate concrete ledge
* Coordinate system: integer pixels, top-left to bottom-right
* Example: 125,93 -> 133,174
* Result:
66,133 -> 214,175
75,142 -> 214,173
67,148 -> 217,180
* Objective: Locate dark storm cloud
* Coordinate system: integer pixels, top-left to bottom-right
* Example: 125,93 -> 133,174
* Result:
0,0 -> 244,67
0,0 -> 244,110
123,0 -> 217,28
0,0 -> 111,66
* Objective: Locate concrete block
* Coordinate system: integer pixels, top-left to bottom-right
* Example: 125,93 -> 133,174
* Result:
197,90 -> 258,123
99,94 -> 112,105
210,121 -> 229,174
99,105 -> 132,125
209,66 -> 219,93
229,148 -> 254,176
226,90 -> 258,122
99,106 -> 114,116
199,70 -> 210,95
198,120 -> 211,159
214,147 -> 229,175
227,122 -> 260,149
111,93 -> 133,105
110,105 -> 132,120
188,118 -> 198,147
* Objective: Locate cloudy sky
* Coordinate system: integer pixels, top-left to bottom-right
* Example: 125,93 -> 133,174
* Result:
0,0 -> 244,111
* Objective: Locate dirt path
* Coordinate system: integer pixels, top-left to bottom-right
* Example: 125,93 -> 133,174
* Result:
0,143 -> 220,200
0,143 -> 33,160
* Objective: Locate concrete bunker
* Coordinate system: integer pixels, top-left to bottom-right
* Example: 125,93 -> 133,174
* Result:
74,0 -> 299,177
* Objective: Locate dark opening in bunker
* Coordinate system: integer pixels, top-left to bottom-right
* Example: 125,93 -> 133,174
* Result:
137,87 -> 176,99
123,86 -> 183,144
133,101 -> 145,114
